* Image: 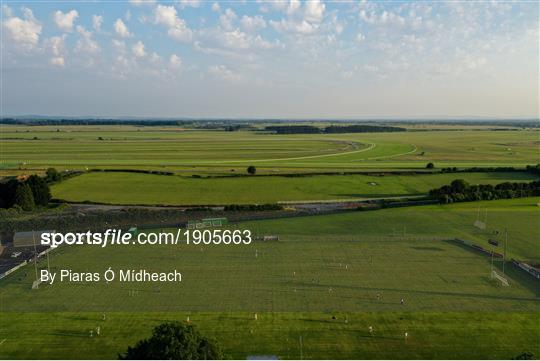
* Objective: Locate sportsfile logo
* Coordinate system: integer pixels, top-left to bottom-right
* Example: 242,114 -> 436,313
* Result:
40,229 -> 252,248
41,229 -> 144,248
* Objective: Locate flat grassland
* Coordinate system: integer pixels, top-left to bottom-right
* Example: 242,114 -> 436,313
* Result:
51,171 -> 538,205
0,198 -> 539,358
1,126 -> 539,174
1,125 -> 539,359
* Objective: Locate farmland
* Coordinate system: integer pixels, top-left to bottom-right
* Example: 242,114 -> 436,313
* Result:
50,171 -> 538,205
1,127 -> 539,175
1,125 -> 539,359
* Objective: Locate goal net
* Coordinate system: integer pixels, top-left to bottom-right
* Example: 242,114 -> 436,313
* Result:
473,220 -> 486,230
491,271 -> 509,286
31,279 -> 42,290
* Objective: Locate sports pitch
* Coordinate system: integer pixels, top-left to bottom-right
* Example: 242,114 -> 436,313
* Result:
0,198 -> 539,358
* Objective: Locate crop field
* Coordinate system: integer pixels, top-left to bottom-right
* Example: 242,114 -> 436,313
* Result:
1,126 -> 539,175
51,171 -> 538,205
0,198 -> 539,358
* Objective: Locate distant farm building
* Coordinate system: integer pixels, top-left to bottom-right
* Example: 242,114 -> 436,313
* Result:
187,218 -> 228,229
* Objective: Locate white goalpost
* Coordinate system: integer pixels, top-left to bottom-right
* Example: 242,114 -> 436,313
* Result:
491,270 -> 509,287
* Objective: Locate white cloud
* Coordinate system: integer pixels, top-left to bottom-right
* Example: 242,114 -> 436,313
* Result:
54,10 -> 78,32
360,9 -> 405,26
240,15 -> 266,32
50,57 -> 65,67
129,0 -> 156,6
76,25 -> 100,54
221,30 -> 251,49
218,29 -> 282,50
266,0 -> 327,36
92,15 -> 103,32
154,5 -> 193,42
3,7 -> 42,50
356,32 -> 365,43
304,0 -> 325,23
269,0 -> 301,16
211,3 -> 221,12
114,18 -> 131,38
169,54 -> 182,68
168,20 -> 193,42
45,35 -> 65,56
179,0 -> 201,8
270,19 -> 316,35
112,39 -> 127,54
154,4 -> 178,27
208,64 -> 241,82
44,35 -> 66,66
220,8 -> 237,31
132,40 -> 146,57
150,52 -> 162,64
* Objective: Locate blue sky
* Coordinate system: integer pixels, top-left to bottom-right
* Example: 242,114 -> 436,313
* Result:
1,0 -> 538,118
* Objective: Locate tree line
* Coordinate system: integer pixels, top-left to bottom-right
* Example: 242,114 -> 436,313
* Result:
526,164 -> 540,175
429,179 -> 540,204
264,124 -> 406,134
0,168 -> 60,210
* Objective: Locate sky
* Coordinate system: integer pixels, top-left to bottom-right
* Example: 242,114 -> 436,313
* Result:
1,0 -> 539,119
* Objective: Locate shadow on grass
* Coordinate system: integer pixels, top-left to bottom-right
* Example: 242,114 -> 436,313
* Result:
50,330 -> 91,338
443,239 -> 540,298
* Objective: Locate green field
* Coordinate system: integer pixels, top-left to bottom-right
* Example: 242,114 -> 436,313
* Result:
1,127 -> 539,174
1,125 -> 540,359
243,197 -> 540,263
0,198 -> 539,358
2,198 -> 539,312
2,237 -> 539,313
51,171 -> 538,205
1,312 -> 538,359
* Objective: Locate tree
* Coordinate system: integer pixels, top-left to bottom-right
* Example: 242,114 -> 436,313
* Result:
26,175 -> 51,206
247,166 -> 257,175
450,179 -> 469,193
426,162 -> 435,169
0,178 -> 20,208
119,322 -> 225,360
13,184 -> 35,211
45,168 -> 62,182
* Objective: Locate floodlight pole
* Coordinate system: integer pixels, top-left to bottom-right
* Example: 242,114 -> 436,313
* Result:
490,251 -> 494,276
299,335 -> 303,360
32,232 -> 38,288
503,228 -> 508,275
46,249 -> 51,274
